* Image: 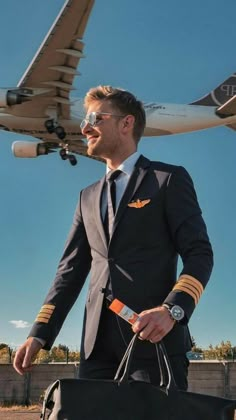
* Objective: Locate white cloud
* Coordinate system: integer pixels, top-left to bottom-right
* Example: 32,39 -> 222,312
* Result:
9,320 -> 31,329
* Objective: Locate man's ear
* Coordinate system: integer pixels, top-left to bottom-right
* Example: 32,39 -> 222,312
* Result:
123,115 -> 135,129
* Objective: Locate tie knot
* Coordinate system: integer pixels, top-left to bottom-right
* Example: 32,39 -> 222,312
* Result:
107,169 -> 122,183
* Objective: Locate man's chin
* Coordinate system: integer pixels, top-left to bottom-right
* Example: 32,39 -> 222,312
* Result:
87,146 -> 98,157
87,145 -> 105,159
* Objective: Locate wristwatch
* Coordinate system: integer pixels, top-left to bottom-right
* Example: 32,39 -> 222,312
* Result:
162,303 -> 185,322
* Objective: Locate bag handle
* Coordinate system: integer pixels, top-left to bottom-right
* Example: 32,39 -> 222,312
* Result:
155,341 -> 165,387
40,379 -> 60,420
114,333 -> 137,381
157,341 -> 176,391
114,333 -> 177,392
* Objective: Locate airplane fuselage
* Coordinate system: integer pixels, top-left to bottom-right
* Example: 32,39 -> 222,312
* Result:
0,99 -> 235,143
1,0 -> 236,165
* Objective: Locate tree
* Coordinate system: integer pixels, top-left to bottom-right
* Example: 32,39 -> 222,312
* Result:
0,345 -> 13,363
34,349 -> 52,364
202,341 -> 235,360
58,344 -> 69,353
0,343 -> 8,350
191,337 -> 203,354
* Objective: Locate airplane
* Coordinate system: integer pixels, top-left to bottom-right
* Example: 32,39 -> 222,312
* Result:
1,0 -> 236,166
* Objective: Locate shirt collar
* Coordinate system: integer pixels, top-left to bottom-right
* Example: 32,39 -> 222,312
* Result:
106,151 -> 140,176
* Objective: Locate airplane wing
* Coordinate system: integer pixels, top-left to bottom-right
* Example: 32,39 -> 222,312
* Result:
9,0 -> 94,120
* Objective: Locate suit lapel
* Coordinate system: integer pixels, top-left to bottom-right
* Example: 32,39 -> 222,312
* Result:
112,155 -> 151,236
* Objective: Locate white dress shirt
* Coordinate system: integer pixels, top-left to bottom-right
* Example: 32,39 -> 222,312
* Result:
102,151 -> 140,217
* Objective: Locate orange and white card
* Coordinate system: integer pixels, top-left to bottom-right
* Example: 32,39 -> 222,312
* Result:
109,299 -> 139,325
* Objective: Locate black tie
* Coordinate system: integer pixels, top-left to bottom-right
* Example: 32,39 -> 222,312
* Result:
103,170 -> 121,302
106,169 -> 122,239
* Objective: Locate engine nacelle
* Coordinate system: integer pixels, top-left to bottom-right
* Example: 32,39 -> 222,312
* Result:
0,88 -> 30,106
12,141 -> 49,158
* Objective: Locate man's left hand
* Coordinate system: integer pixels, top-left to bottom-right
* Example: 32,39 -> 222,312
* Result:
132,305 -> 175,343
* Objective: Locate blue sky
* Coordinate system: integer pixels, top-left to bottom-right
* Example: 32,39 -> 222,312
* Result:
0,0 -> 235,350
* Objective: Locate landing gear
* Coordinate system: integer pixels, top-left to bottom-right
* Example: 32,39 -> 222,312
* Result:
69,155 -> 77,166
45,119 -> 55,134
55,126 -> 66,140
59,148 -> 77,166
45,118 -> 77,166
45,119 -> 66,140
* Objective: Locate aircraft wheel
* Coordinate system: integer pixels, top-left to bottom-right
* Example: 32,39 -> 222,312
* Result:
69,155 -> 77,166
55,126 -> 66,140
59,149 -> 67,160
45,119 -> 55,134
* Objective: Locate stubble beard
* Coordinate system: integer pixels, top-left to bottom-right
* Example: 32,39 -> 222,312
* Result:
87,138 -> 115,160
87,141 -> 103,157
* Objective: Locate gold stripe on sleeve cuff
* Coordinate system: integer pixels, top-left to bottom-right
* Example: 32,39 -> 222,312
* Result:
35,317 -> 50,324
173,284 -> 198,305
172,275 -> 204,305
35,304 -> 55,324
173,281 -> 200,302
179,275 -> 204,294
40,304 -> 56,311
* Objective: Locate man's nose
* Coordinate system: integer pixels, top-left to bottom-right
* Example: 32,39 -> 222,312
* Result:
81,121 -> 92,135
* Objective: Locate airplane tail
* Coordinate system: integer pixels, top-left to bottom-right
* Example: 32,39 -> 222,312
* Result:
190,72 -> 236,107
191,72 -> 236,132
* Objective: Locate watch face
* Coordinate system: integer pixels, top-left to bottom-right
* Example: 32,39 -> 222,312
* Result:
171,305 -> 184,321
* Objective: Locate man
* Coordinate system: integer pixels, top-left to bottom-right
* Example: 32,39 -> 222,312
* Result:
14,86 -> 213,390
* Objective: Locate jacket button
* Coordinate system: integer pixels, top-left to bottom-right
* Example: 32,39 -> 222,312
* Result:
108,258 -> 114,262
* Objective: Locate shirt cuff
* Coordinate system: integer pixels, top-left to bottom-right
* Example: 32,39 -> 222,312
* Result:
32,337 -> 46,347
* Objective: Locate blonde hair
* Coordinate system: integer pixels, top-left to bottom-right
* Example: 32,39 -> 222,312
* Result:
84,85 -> 146,143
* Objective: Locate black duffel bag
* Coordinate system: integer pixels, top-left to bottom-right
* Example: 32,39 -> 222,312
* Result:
41,333 -> 236,420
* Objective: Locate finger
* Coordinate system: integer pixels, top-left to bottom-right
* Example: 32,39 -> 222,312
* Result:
149,323 -> 174,343
132,315 -> 149,334
14,345 -> 36,375
138,323 -> 155,341
22,345 -> 39,369
13,350 -> 26,375
149,333 -> 164,343
21,365 -> 34,374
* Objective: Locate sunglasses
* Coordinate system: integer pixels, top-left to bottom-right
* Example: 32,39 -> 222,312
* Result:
80,112 -> 125,130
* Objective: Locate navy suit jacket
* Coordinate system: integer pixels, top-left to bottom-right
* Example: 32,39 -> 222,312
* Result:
29,155 -> 213,358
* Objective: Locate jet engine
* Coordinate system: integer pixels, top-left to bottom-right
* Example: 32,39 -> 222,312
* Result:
12,141 -> 77,165
12,141 -> 50,158
0,88 -> 31,106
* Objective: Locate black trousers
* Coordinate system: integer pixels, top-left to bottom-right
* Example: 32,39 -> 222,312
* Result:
79,301 -> 189,391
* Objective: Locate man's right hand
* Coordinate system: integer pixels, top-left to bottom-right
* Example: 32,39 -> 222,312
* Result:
13,337 -> 43,375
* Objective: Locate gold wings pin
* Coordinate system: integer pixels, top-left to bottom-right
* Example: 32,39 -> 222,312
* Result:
128,199 -> 151,208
